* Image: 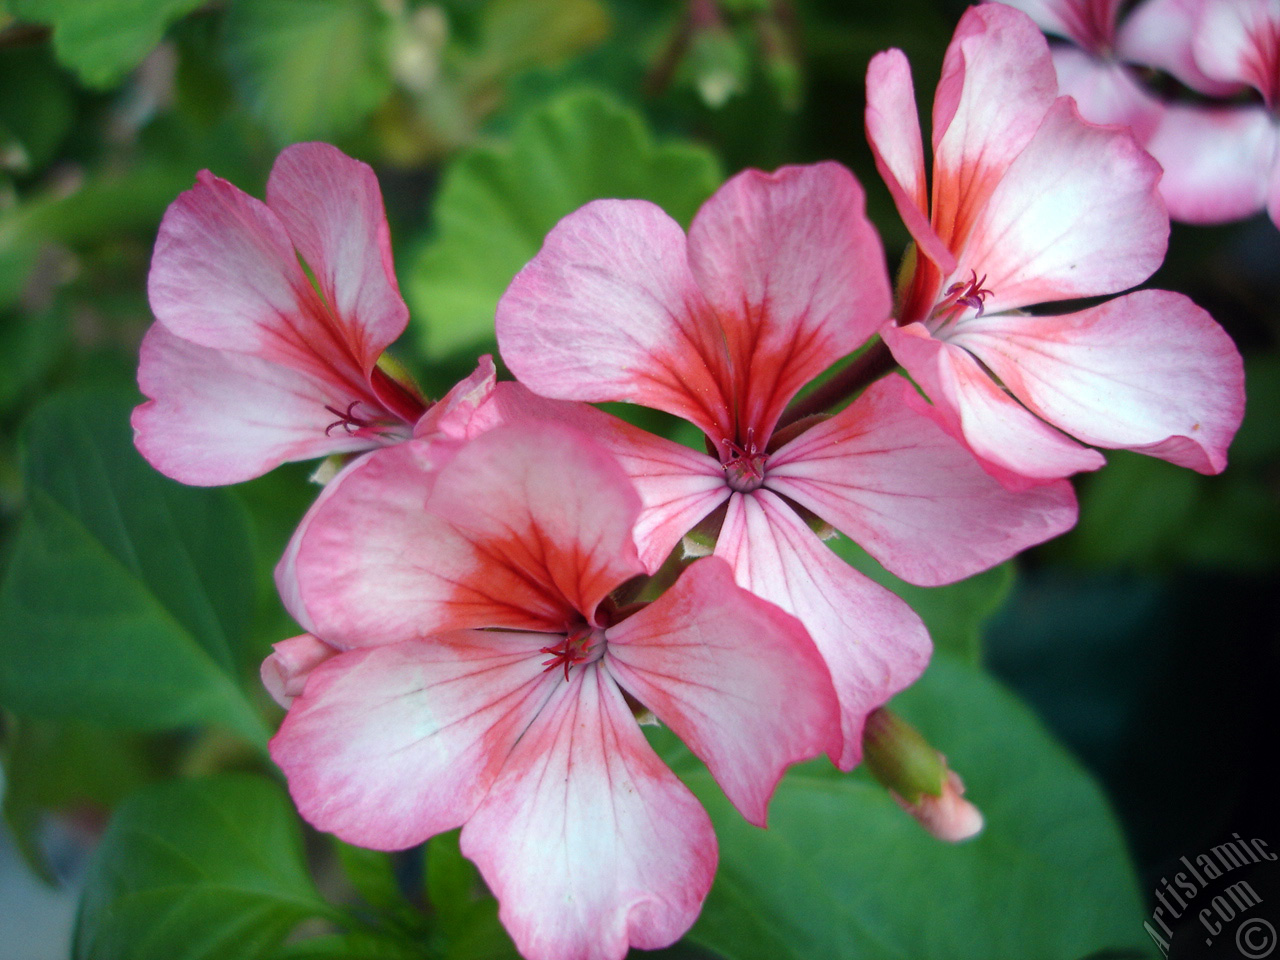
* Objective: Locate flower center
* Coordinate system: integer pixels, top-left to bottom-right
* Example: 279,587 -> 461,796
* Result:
933,270 -> 994,328
719,428 -> 768,493
539,625 -> 605,681
322,400 -> 402,440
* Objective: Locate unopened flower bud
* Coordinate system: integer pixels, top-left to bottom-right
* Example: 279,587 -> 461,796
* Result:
261,634 -> 340,708
863,708 -> 984,843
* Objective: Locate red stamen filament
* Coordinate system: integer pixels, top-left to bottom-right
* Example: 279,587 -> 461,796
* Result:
721,427 -> 769,491
324,401 -> 381,437
938,270 -> 994,319
540,628 -> 595,682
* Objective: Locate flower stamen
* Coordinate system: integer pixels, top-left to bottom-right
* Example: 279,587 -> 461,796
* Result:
720,427 -> 769,493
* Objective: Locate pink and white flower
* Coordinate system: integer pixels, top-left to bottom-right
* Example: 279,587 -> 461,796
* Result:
133,142 -> 429,485
495,161 -> 1079,769
272,421 -> 840,960
1136,0 -> 1280,226
868,3 -> 1245,488
993,0 -> 1168,141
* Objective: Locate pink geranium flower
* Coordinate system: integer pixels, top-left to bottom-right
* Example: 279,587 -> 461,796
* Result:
132,142 -> 429,485
1135,0 -> 1280,225
867,3 -> 1245,488
495,161 -> 1078,768
992,0 -> 1169,141
272,421 -> 840,960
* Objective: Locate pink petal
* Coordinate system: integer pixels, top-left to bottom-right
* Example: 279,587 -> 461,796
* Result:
766,374 -> 1078,587
883,321 -> 1106,487
483,383 -> 730,573
496,199 -> 734,442
1049,47 -> 1166,142
1144,104 -> 1275,225
148,170 -> 312,354
1119,0 -> 1246,96
260,634 -> 341,709
411,355 -> 498,441
425,422 -> 647,626
266,143 -> 409,372
993,0 -> 1121,52
291,422 -> 646,644
949,289 -> 1245,474
866,49 -> 957,276
132,323 -> 376,486
461,665 -> 716,960
685,163 -> 892,439
604,556 -> 840,826
288,443 -> 565,645
714,490 -> 931,769
931,4 -> 1060,255
1194,0 -> 1280,106
270,631 -> 555,850
957,96 -> 1166,313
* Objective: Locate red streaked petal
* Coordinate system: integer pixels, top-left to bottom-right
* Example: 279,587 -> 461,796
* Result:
884,321 -> 1106,487
270,631 -> 555,851
866,49 -> 956,277
767,374 -> 1077,586
496,198 -> 733,440
957,96 -> 1167,313
931,4 -> 1059,254
714,490 -> 931,770
132,323 -> 377,486
290,440 -> 575,645
461,665 -> 716,960
605,556 -> 840,826
266,143 -> 409,371
424,422 -> 647,626
484,382 -> 730,573
686,163 -> 892,440
950,290 -> 1245,474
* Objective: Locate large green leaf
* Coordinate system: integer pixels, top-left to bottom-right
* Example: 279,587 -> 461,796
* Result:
659,657 -> 1148,960
1,717 -> 161,883
9,0 -> 205,89
74,773 -> 336,960
222,0 -> 393,144
406,88 -> 722,356
0,387 -> 268,745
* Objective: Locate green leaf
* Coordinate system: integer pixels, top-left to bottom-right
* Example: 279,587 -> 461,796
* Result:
223,0 -> 393,144
0,46 -> 75,173
426,830 -> 520,960
678,657 -> 1149,960
332,840 -> 426,933
1,716 -> 162,883
1060,450 -> 1201,570
8,0 -> 205,89
406,88 -> 722,356
829,534 -> 1013,664
471,0 -> 611,80
0,387 -> 268,746
74,773 -> 335,960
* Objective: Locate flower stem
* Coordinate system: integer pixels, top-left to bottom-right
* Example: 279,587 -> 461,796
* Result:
776,338 -> 897,429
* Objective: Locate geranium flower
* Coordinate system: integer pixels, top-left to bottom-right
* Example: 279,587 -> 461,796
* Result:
272,421 -> 840,960
992,0 -> 1168,141
495,161 -> 1078,768
867,3 -> 1244,487
1135,0 -> 1280,225
133,142 -> 429,485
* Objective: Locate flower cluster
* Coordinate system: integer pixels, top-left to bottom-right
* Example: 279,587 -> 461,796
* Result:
999,0 -> 1280,227
132,6 -> 1244,960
